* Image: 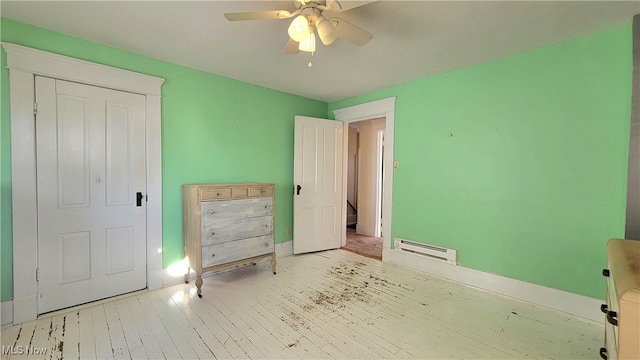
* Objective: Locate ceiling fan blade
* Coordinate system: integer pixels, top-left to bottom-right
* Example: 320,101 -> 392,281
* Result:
284,38 -> 300,54
331,1 -> 376,12
224,10 -> 296,21
332,18 -> 373,46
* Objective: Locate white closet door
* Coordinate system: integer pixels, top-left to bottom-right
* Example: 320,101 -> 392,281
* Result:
36,77 -> 147,313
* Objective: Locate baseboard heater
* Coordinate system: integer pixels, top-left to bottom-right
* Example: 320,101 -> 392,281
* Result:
394,238 -> 458,265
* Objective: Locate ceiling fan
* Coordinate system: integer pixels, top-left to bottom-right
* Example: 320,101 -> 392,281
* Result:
224,0 -> 374,56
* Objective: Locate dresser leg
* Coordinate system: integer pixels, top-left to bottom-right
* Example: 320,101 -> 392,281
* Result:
184,266 -> 190,284
271,253 -> 277,275
195,275 -> 203,298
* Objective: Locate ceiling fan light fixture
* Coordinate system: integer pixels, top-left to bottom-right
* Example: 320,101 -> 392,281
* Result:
288,15 -> 310,42
298,31 -> 316,53
315,16 -> 337,45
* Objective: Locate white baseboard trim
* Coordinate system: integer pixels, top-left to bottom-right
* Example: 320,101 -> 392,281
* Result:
163,268 -> 190,288
386,249 -> 603,323
12,294 -> 38,324
148,268 -> 164,291
1,300 -> 13,325
275,241 -> 293,258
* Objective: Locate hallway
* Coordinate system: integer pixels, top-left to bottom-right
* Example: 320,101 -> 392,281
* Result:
342,227 -> 383,260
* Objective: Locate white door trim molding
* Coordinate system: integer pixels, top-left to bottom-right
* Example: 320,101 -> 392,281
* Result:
1,300 -> 13,325
333,97 -> 396,261
2,43 -> 164,324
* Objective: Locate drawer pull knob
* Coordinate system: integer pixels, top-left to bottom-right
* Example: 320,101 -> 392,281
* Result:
600,347 -> 607,359
211,253 -> 215,257
602,268 -> 610,277
607,310 -> 618,326
211,232 -> 215,236
600,304 -> 608,314
216,192 -> 221,196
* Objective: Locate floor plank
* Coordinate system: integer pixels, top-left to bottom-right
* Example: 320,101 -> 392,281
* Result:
103,301 -> 128,359
61,310 -> 80,360
42,313 -> 65,360
124,295 -> 164,359
24,316 -> 49,360
91,304 -> 114,360
135,291 -> 181,359
77,308 -> 96,359
114,297 -> 147,359
145,289 -> 200,359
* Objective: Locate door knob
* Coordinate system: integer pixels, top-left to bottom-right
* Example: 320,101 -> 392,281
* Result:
296,185 -> 302,195
136,192 -> 143,206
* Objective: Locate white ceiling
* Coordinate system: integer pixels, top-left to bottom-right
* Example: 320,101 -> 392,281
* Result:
1,1 -> 638,102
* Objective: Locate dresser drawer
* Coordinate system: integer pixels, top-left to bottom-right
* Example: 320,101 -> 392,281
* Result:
202,216 -> 273,246
200,187 -> 232,200
202,235 -> 274,268
201,197 -> 272,221
248,186 -> 274,197
232,187 -> 249,198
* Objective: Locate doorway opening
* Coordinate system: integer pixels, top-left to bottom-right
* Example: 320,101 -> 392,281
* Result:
342,117 -> 385,260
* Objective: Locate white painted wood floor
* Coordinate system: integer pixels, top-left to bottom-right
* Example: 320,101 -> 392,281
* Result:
1,249 -> 603,359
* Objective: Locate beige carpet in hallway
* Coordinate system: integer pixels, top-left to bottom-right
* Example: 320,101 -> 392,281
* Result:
342,227 -> 383,260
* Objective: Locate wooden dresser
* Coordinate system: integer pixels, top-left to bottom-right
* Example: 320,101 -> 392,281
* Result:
600,239 -> 640,360
182,183 -> 277,297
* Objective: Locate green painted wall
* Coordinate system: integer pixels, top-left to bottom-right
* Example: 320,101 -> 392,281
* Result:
0,17 -> 632,303
0,18 -> 328,302
330,25 -> 633,299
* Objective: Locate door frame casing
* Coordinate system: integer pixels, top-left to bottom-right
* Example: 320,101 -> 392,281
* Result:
3,43 -> 165,324
333,97 -> 396,261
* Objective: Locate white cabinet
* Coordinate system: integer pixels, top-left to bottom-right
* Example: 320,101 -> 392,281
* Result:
182,183 -> 276,297
601,239 -> 640,360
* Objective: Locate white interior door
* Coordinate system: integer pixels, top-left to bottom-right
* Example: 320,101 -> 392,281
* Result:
293,116 -> 344,254
36,77 -> 147,314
